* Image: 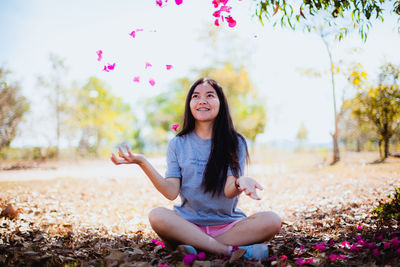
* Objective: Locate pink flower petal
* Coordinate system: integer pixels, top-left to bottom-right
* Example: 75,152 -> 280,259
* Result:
357,225 -> 363,230
103,65 -> 109,72
145,62 -> 152,69
341,241 -> 350,248
96,50 -> 103,61
304,258 -> 313,264
183,254 -> 196,266
166,64 -> 173,70
226,15 -> 236,27
171,124 -> 179,131
133,76 -> 140,83
213,10 -> 221,18
107,63 -> 115,70
175,0 -> 183,5
372,248 -> 380,257
130,31 -> 136,38
329,254 -> 338,261
280,255 -> 288,261
220,0 -> 228,5
156,0 -> 163,7
212,0 -> 219,8
299,245 -> 305,250
220,5 -> 232,12
149,78 -> 156,86
296,258 -> 304,265
384,242 -> 391,249
196,251 -> 206,260
339,254 -> 346,259
214,19 -> 219,26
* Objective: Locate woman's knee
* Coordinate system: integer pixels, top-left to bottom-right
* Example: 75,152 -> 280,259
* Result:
260,211 -> 282,234
148,207 -> 170,230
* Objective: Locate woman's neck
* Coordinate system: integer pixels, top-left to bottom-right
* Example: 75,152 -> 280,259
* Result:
194,121 -> 213,139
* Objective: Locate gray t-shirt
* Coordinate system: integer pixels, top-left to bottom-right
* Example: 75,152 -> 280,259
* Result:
165,131 -> 247,226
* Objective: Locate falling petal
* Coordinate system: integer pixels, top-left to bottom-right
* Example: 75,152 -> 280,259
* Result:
171,124 -> 179,131
156,0 -> 163,7
175,0 -> 183,5
214,19 -> 219,26
220,5 -> 232,12
213,10 -> 221,17
96,50 -> 103,61
129,31 -> 136,38
212,0 -> 219,8
226,15 -> 236,27
166,64 -> 173,70
103,66 -> 109,72
145,62 -> 152,69
220,0 -> 228,4
133,76 -> 140,82
107,63 -> 116,70
149,78 -> 156,86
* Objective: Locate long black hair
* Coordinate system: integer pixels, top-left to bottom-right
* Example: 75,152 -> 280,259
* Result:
177,78 -> 249,196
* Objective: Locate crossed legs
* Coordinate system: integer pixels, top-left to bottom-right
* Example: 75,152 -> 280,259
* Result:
148,207 -> 281,255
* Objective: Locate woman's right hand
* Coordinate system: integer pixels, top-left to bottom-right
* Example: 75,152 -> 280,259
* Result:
110,145 -> 145,165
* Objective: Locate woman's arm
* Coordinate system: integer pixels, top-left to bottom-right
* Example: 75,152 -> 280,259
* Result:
111,145 -> 180,200
224,175 -> 242,198
224,175 -> 263,200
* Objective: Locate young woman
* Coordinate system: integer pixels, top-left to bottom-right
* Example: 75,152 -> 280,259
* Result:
111,78 -> 281,260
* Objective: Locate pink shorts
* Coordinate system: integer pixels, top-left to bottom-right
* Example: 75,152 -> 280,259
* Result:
194,219 -> 242,237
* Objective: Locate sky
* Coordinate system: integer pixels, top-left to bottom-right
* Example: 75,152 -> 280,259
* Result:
1,0 -> 400,148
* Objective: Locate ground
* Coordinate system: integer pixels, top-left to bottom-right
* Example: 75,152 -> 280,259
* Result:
0,151 -> 399,266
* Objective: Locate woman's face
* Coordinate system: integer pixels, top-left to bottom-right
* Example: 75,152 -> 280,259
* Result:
190,82 -> 220,123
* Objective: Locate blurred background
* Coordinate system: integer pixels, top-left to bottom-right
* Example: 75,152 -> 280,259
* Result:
1,0 -> 399,165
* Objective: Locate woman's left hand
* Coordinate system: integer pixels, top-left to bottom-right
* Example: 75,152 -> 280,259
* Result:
236,176 -> 264,200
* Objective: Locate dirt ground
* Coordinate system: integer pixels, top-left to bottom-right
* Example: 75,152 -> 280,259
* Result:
1,151 -> 399,266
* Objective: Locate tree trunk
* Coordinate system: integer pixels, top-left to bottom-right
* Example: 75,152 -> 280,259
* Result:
384,136 -> 390,158
321,34 -> 340,165
356,137 -> 361,152
331,131 -> 340,165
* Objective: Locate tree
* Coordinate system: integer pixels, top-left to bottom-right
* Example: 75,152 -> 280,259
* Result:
348,63 -> 400,159
68,77 -> 137,156
254,0 -> 400,41
0,68 -> 29,149
339,98 -> 376,152
144,63 -> 267,149
296,122 -> 308,151
37,54 -> 69,159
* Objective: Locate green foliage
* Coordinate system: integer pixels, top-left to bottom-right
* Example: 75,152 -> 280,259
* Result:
374,187 -> 400,222
0,146 -> 57,160
348,63 -> 400,158
67,77 -> 137,156
0,67 -> 30,149
255,0 -> 398,41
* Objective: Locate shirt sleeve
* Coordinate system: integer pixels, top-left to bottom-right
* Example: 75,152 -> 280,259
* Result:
165,138 -> 182,178
227,136 -> 247,177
